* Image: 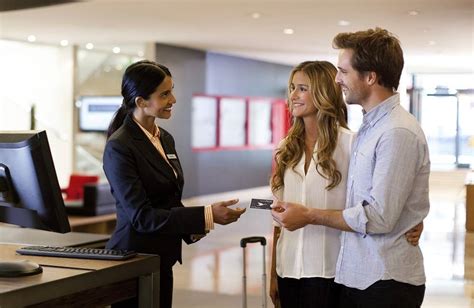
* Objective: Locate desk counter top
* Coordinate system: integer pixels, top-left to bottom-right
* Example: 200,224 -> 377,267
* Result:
0,244 -> 160,307
0,225 -> 109,247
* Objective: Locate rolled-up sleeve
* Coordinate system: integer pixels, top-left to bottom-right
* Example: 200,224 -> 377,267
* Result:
347,128 -> 422,235
343,201 -> 369,234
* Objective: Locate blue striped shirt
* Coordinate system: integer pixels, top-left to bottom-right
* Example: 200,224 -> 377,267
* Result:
335,93 -> 430,289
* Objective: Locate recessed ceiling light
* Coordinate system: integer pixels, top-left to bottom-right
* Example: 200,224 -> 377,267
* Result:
137,51 -> 144,57
283,28 -> 294,35
251,12 -> 261,19
428,40 -> 436,46
408,10 -> 419,16
338,20 -> 350,26
112,47 -> 121,54
85,43 -> 94,50
27,35 -> 36,42
60,40 -> 68,47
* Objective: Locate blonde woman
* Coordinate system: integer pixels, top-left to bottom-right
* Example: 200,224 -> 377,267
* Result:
269,61 -> 421,308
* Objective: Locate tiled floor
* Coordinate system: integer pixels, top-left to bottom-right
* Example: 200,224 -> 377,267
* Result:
173,170 -> 474,307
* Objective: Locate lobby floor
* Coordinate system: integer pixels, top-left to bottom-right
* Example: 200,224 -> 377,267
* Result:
173,170 -> 474,307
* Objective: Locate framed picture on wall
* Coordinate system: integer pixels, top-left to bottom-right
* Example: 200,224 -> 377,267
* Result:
248,98 -> 272,146
219,97 -> 247,147
191,95 -> 218,148
191,94 -> 289,151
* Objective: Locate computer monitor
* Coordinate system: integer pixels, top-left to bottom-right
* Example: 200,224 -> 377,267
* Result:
0,130 -> 71,233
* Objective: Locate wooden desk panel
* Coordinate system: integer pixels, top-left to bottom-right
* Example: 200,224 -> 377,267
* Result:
68,213 -> 117,234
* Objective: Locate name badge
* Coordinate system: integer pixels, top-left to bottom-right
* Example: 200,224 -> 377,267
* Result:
166,154 -> 177,159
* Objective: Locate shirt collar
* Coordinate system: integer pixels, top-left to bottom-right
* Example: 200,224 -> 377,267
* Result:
361,93 -> 400,128
132,117 -> 160,139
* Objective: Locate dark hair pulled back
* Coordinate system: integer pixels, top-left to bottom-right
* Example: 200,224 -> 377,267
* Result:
107,60 -> 172,138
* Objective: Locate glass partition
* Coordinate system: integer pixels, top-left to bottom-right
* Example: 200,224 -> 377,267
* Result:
414,74 -> 474,169
74,45 -> 145,175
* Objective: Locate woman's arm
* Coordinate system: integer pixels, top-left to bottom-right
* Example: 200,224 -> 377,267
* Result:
270,226 -> 281,307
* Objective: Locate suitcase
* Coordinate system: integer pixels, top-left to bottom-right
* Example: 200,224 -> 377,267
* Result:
240,236 -> 267,308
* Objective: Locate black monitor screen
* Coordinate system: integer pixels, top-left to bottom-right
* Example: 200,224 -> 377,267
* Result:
0,131 -> 71,233
78,96 -> 122,132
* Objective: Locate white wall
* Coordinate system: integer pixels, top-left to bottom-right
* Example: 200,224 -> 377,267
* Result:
0,40 -> 74,186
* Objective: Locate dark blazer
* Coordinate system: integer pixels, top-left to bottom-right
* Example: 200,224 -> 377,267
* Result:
103,114 -> 205,267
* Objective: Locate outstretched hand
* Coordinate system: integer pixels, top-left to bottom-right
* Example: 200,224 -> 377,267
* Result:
212,199 -> 246,225
271,201 -> 310,231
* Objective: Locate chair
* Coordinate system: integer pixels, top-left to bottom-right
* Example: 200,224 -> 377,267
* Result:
61,174 -> 99,201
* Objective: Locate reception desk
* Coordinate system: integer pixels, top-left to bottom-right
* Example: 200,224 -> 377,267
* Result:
0,244 -> 160,307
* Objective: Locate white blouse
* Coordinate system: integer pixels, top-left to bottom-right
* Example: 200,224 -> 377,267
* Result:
275,127 -> 354,279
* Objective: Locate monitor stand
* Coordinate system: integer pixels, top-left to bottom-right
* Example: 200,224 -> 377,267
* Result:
0,260 -> 43,277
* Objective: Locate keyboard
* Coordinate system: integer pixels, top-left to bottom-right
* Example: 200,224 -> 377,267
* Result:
16,246 -> 137,261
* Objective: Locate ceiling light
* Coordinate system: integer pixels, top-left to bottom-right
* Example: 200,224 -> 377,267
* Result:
428,40 -> 436,46
137,51 -> 144,57
408,10 -> 419,16
338,20 -> 350,26
251,12 -> 261,19
27,35 -> 36,42
112,47 -> 121,54
60,40 -> 68,47
283,28 -> 294,35
85,43 -> 94,50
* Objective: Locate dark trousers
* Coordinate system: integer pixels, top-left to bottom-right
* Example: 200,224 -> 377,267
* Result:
277,275 -> 341,308
338,279 -> 425,308
111,264 -> 174,308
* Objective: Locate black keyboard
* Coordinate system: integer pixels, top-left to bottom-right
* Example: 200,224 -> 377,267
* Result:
16,246 -> 137,261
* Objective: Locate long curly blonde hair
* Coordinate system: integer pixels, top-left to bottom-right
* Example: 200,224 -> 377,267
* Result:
271,61 -> 348,192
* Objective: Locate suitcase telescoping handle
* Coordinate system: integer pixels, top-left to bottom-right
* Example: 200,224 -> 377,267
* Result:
241,236 -> 267,308
240,236 -> 267,248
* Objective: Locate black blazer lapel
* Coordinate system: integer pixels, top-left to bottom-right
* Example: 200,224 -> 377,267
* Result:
124,115 -> 179,185
160,128 -> 184,188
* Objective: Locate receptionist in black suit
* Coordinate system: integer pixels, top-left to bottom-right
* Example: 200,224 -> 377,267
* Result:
103,60 -> 246,308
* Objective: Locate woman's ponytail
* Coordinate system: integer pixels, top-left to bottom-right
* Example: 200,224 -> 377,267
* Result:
106,101 -> 129,139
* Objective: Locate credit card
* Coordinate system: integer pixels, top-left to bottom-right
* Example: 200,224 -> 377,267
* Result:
250,198 -> 273,210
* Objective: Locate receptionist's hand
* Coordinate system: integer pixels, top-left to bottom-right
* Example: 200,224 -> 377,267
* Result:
211,199 -> 246,225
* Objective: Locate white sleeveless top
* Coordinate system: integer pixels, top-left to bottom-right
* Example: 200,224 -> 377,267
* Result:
275,127 -> 354,279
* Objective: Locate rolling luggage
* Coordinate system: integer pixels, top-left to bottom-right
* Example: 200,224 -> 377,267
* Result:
240,236 -> 267,308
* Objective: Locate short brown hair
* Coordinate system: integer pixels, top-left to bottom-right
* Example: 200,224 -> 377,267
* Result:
333,27 -> 404,90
